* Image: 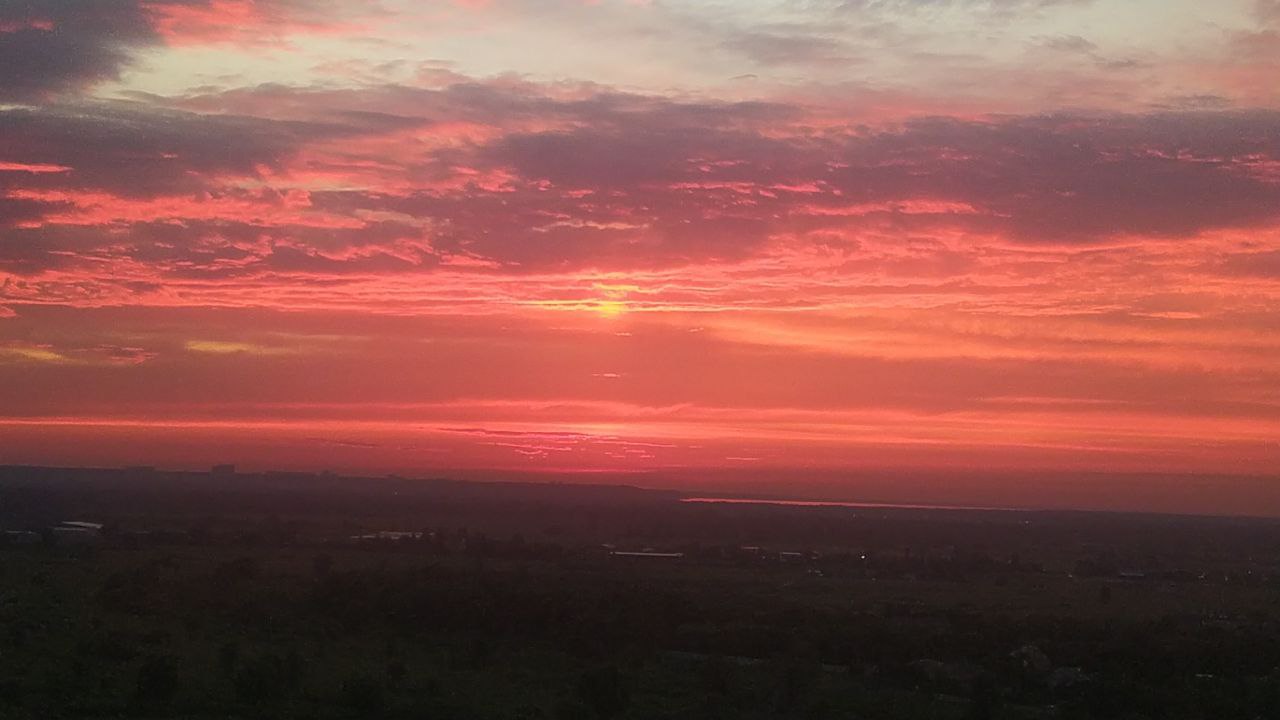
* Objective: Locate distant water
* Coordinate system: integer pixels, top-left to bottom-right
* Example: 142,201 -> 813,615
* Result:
680,497 -> 1022,512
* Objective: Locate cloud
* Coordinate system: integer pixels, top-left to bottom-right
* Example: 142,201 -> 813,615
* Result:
144,0 -> 361,46
1035,34 -> 1096,53
0,339 -> 155,365
832,112 -> 1280,243
837,0 -> 1093,12
0,99 -> 414,199
2,79 -> 1280,287
0,1 -> 157,101
722,29 -> 858,67
1259,0 -> 1280,26
185,339 -> 297,355
0,0 -> 353,101
1218,249 -> 1280,278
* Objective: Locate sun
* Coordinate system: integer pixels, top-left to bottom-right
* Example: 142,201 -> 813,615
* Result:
594,300 -> 627,319
590,283 -> 638,318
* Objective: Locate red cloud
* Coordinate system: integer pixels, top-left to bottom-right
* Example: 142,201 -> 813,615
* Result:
0,18 -> 54,32
0,161 -> 70,174
142,0 -> 363,46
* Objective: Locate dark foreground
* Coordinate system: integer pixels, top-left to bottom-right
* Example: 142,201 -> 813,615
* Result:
2,465 -> 1280,719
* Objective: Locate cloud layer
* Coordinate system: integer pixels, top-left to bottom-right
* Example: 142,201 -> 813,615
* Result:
1,0 -> 1279,512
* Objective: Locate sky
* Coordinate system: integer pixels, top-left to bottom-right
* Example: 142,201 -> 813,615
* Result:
1,0 -> 1279,514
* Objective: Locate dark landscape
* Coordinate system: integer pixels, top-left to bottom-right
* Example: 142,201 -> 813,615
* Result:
3,465 -> 1279,719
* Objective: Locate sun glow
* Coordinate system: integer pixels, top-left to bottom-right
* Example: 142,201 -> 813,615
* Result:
594,300 -> 628,319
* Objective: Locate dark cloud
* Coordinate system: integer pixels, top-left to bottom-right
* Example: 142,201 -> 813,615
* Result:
0,1 -> 156,101
0,221 -> 438,282
1036,34 -> 1096,53
0,0 -> 342,102
0,194 -> 65,229
469,99 -> 1280,249
4,80 -> 1280,278
1153,94 -> 1234,111
831,112 -> 1280,242
489,126 -> 797,190
1219,249 -> 1280,278
0,100 -> 414,198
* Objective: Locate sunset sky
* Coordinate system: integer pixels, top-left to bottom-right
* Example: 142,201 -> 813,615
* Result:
2,0 -> 1279,513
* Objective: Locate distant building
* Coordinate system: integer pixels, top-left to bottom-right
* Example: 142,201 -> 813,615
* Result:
609,551 -> 685,559
60,521 -> 103,531
350,531 -> 423,542
52,521 -> 103,545
3,530 -> 40,545
264,471 -> 315,482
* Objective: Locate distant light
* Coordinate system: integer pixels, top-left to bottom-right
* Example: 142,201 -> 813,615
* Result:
595,300 -> 626,318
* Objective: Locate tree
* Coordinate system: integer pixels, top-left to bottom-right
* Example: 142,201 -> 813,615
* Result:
134,655 -> 180,708
577,665 -> 629,719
